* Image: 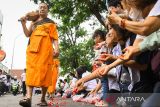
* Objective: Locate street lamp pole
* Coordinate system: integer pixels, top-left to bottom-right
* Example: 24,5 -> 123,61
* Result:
0,10 -> 3,50
10,34 -> 22,74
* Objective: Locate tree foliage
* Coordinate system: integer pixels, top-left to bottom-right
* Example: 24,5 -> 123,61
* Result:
32,0 -> 108,27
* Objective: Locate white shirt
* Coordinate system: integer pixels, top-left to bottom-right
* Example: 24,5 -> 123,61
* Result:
21,73 -> 26,82
110,39 -> 140,91
108,68 -> 120,91
70,77 -> 77,88
60,82 -> 65,88
11,79 -> 19,85
63,82 -> 69,91
0,74 -> 7,84
148,0 -> 160,17
82,71 -> 97,91
108,44 -> 122,91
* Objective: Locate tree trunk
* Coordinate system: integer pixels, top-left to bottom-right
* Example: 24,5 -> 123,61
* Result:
87,1 -> 107,28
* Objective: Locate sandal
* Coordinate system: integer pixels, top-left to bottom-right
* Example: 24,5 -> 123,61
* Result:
95,100 -> 109,107
37,101 -> 48,106
19,98 -> 31,107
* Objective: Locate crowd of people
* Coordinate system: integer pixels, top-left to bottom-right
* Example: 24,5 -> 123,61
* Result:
15,0 -> 160,107
0,69 -> 25,96
0,69 -> 11,96
74,0 -> 160,107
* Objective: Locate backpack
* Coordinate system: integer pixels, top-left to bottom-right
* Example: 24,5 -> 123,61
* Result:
118,65 -> 131,93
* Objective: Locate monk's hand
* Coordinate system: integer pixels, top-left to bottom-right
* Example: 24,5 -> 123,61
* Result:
53,49 -> 59,57
19,16 -> 27,25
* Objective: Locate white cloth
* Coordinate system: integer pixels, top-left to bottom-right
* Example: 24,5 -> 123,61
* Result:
148,0 -> 160,17
21,73 -> 26,82
82,71 -> 97,91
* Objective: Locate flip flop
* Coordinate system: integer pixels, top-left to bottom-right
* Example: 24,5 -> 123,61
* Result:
37,101 -> 48,106
95,100 -> 109,107
19,98 -> 31,107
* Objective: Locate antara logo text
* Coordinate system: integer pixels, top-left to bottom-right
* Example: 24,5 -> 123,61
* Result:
116,97 -> 145,102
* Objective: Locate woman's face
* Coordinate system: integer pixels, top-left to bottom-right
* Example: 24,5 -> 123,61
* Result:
39,3 -> 48,17
105,29 -> 118,48
109,5 -> 124,14
94,35 -> 102,44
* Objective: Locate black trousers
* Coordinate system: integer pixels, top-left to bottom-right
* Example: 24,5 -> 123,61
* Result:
22,81 -> 26,96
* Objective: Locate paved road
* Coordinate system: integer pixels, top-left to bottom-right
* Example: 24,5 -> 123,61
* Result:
0,94 -> 95,107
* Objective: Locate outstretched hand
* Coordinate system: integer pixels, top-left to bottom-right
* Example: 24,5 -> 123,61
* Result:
98,54 -> 117,62
119,46 -> 141,60
75,79 -> 84,88
98,65 -> 112,76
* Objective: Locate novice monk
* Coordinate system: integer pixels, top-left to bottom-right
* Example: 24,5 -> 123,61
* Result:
47,58 -> 60,99
19,2 -> 59,107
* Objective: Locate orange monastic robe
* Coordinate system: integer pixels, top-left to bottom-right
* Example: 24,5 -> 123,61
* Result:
47,58 -> 60,94
26,18 -> 58,87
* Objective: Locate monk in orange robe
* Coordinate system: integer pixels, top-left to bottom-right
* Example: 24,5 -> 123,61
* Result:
47,58 -> 60,98
19,3 -> 59,107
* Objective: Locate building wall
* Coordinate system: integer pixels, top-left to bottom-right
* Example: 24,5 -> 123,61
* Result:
10,69 -> 24,80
